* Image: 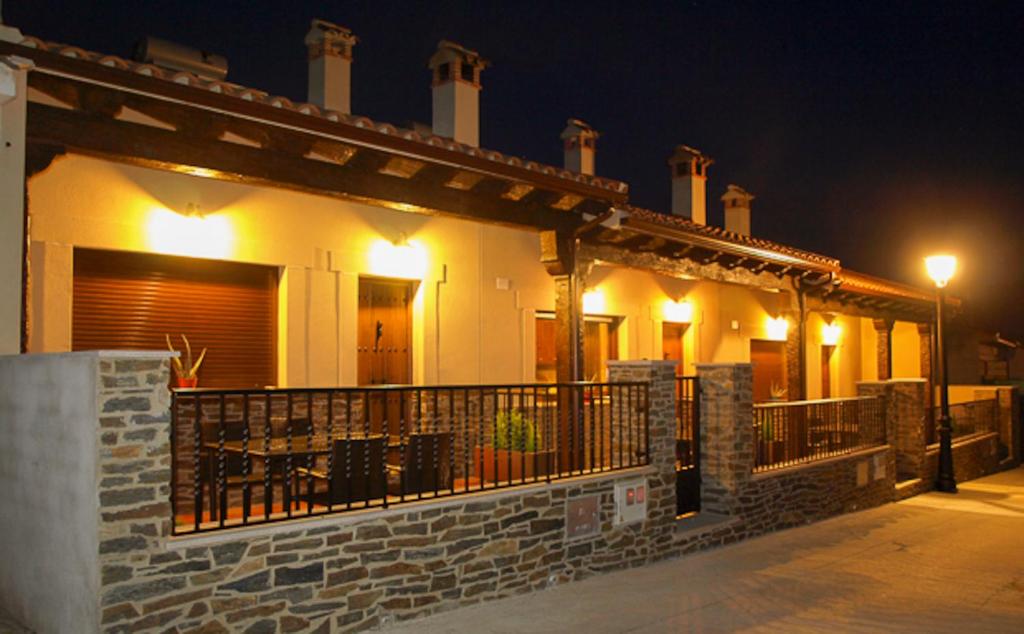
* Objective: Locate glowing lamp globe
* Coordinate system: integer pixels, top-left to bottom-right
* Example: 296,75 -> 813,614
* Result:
925,255 -> 957,288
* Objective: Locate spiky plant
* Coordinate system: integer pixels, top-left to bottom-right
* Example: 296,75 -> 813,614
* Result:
165,334 -> 207,380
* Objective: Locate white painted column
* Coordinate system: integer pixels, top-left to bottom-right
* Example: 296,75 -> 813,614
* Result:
0,55 -> 31,354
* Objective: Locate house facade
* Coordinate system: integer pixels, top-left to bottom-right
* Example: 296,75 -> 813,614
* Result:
2,23 -> 941,402
1,16 -> 1019,634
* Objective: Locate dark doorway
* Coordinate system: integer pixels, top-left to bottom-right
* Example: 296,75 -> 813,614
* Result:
821,345 -> 835,398
751,339 -> 787,402
663,322 -> 686,376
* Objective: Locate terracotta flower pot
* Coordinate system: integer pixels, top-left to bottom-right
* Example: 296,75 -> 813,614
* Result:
474,446 -> 555,483
175,376 -> 199,389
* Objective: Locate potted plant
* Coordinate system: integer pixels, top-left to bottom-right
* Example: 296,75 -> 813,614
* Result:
166,334 -> 207,388
768,381 -> 787,402
475,410 -> 555,483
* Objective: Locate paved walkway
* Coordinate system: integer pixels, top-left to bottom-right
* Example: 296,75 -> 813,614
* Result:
384,468 -> 1024,633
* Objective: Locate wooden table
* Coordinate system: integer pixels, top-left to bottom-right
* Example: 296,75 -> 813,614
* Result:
201,434 -> 382,520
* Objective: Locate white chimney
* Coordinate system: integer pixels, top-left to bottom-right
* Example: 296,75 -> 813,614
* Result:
668,145 -> 713,224
428,40 -> 487,147
722,184 -> 754,236
560,118 -> 599,175
305,19 -> 357,114
0,1 -> 23,44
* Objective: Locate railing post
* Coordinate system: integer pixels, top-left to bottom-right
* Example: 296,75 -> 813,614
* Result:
695,363 -> 754,517
607,361 -> 677,524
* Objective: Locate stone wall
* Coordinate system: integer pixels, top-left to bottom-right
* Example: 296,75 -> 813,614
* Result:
696,363 -> 896,538
95,356 -> 678,633
922,433 -> 1002,489
11,354 -> 1002,634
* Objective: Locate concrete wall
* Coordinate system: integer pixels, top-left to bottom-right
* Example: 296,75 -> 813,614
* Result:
0,351 -> 105,633
26,155 -> 555,387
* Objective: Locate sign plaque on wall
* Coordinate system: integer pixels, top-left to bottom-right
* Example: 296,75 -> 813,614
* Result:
565,495 -> 600,540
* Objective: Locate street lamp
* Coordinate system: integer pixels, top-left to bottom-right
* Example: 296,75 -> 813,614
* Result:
925,254 -> 957,493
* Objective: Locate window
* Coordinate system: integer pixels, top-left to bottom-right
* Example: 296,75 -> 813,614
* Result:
460,62 -> 475,83
437,62 -> 451,82
73,248 -> 277,389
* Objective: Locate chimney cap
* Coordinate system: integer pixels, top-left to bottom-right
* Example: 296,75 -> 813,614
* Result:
721,184 -> 755,203
668,144 -> 713,167
305,19 -> 357,56
560,118 -> 600,141
428,39 -> 489,70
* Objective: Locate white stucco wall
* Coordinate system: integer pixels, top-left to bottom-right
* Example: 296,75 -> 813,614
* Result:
0,57 -> 29,355
0,351 -> 103,633
26,155 -> 556,387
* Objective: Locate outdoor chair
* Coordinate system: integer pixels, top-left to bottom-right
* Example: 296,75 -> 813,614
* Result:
386,431 -> 453,496
294,436 -> 387,506
199,421 -> 263,522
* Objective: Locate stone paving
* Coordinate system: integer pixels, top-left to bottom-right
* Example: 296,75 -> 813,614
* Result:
383,468 -> 1024,633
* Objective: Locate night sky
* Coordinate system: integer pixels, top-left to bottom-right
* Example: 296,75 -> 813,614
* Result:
7,1 -> 1023,335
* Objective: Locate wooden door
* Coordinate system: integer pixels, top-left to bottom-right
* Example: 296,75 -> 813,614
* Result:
750,340 -> 787,402
662,323 -> 686,376
821,345 -> 834,398
535,317 -> 557,382
583,319 -> 619,382
357,279 -> 412,386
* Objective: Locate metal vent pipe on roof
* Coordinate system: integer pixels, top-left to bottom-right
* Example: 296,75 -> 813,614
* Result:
132,36 -> 228,81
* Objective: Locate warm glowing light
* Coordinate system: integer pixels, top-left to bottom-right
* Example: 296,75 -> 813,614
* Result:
368,238 -> 428,279
765,316 -> 789,341
663,299 -> 694,324
147,208 -> 233,259
925,255 -> 957,288
822,322 -> 841,346
582,289 -> 606,315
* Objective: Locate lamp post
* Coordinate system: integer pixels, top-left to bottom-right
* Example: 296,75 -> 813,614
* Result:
925,254 -> 957,493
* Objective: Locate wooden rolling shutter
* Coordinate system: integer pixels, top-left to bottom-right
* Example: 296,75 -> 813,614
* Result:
73,248 -> 277,389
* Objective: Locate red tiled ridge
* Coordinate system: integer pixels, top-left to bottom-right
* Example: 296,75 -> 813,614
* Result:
622,205 -> 840,268
16,35 -> 629,196
837,269 -> 938,304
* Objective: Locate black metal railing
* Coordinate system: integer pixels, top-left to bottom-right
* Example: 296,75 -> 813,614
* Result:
928,398 -> 998,445
753,396 -> 886,472
170,382 -> 649,534
675,376 -> 700,515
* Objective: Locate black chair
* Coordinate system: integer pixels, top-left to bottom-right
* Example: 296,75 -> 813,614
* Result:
200,422 -> 262,522
295,436 -> 387,506
387,431 -> 453,496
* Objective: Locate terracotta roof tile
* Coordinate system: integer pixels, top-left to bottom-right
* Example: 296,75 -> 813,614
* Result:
622,205 -> 840,268
16,35 -> 628,196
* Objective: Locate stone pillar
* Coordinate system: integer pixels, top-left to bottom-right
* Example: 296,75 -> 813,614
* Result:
859,379 -> 926,481
995,386 -> 1020,464
95,353 -> 175,630
695,363 -> 754,517
873,319 -> 894,381
607,360 -> 678,526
